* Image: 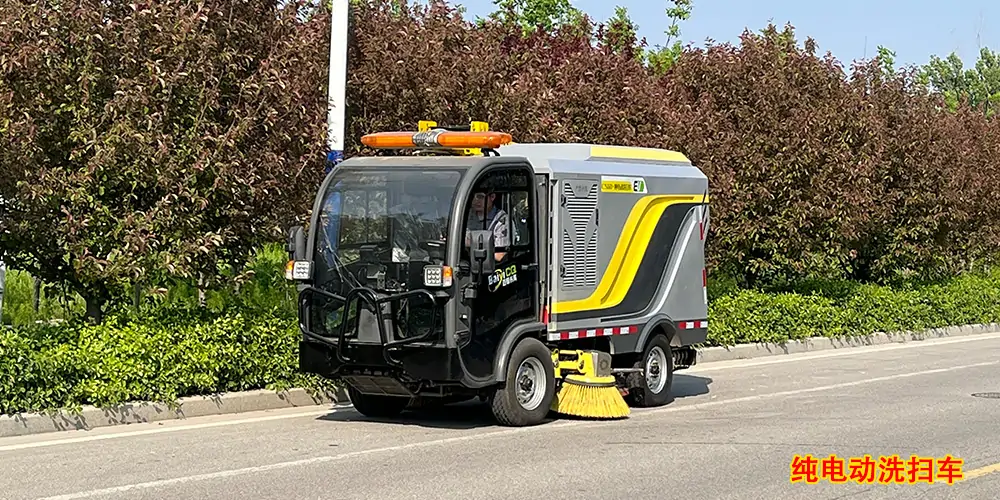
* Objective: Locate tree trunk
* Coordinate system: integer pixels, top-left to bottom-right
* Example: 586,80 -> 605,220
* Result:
82,285 -> 108,325
33,277 -> 41,312
197,273 -> 206,307
85,295 -> 104,324
231,261 -> 244,295
132,281 -> 141,315
0,263 -> 6,323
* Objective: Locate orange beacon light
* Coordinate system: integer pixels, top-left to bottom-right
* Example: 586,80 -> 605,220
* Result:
360,130 -> 513,150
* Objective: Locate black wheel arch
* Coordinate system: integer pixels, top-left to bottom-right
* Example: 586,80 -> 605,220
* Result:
636,314 -> 681,352
492,320 -> 548,384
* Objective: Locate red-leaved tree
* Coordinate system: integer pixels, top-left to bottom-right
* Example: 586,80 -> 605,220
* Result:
0,0 -> 331,320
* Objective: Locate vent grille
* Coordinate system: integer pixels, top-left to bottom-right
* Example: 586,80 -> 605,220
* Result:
561,181 -> 599,288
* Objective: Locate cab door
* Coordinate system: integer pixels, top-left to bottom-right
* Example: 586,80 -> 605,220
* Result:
456,164 -> 540,380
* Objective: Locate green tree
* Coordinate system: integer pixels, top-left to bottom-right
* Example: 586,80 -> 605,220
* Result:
646,0 -> 693,74
876,45 -> 897,77
0,0 -> 330,322
919,47 -> 1000,117
602,6 -> 642,60
489,0 -> 585,34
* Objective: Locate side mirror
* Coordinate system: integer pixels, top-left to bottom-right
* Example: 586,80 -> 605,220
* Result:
285,225 -> 311,281
287,225 -> 306,261
469,230 -> 496,277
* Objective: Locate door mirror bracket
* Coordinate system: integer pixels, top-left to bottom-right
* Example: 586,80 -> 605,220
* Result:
469,230 -> 496,277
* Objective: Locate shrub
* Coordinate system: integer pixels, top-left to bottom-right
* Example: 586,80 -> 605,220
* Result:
0,306 -> 336,416
706,270 -> 1000,347
0,269 -> 84,326
0,0 -> 330,322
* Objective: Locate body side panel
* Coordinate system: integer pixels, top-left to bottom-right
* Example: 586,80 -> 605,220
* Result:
545,159 -> 708,353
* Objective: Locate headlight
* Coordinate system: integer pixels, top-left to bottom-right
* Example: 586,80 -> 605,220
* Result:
285,260 -> 313,281
423,265 -> 453,287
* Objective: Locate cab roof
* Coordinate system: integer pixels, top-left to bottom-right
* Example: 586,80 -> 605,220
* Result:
494,143 -> 702,179
338,142 -> 704,181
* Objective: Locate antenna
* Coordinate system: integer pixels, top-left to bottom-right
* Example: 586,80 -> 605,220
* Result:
976,10 -> 984,49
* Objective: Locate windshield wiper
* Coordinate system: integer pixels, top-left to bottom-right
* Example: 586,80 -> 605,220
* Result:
319,220 -> 363,289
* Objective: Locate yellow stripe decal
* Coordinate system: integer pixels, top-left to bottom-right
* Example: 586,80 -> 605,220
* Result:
551,194 -> 707,314
589,145 -> 690,164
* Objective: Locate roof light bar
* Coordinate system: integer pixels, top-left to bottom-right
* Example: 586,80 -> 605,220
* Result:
361,130 -> 513,150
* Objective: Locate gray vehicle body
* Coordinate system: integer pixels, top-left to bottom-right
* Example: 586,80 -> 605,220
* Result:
498,143 -> 710,357
294,141 -> 709,396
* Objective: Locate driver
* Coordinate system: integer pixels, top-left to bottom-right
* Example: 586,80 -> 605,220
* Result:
465,189 -> 508,262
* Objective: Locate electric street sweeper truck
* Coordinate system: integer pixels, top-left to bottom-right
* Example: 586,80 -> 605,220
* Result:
285,121 -> 710,427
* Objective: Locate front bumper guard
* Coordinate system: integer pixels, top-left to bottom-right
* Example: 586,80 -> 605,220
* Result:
297,285 -> 440,369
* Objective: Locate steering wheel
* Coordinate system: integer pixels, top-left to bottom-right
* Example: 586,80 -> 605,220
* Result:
418,240 -> 446,261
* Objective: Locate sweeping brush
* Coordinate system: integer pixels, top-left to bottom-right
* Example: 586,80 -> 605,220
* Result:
551,373 -> 631,419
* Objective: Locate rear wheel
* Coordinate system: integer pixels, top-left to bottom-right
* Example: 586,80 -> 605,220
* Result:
347,386 -> 410,418
489,337 -> 555,427
625,333 -> 675,407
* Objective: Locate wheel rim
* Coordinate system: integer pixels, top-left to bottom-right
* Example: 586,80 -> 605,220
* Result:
515,357 -> 547,411
645,346 -> 668,393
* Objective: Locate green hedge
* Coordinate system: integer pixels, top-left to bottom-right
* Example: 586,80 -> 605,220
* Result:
0,305 -> 336,416
707,270 -> 1000,346
4,270 -> 1000,415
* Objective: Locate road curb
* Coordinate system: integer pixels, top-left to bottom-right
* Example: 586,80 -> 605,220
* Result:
695,323 -> 1000,364
0,387 -> 348,439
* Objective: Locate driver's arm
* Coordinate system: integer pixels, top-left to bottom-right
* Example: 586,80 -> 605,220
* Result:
493,212 -> 509,262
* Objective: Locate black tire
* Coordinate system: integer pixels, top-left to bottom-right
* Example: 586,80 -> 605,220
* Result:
625,333 -> 675,407
347,386 -> 410,418
489,337 -> 555,427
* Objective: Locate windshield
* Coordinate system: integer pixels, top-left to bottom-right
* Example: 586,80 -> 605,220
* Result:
307,167 -> 462,339
314,168 -> 462,286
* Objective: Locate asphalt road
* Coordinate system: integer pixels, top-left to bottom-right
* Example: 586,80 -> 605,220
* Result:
2,333 -> 1000,500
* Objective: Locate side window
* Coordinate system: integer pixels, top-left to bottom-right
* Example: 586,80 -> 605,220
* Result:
461,168 -> 532,255
507,191 -> 530,247
462,187 -> 507,252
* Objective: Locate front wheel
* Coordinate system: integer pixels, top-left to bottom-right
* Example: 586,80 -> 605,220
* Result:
489,337 -> 556,427
625,333 -> 675,407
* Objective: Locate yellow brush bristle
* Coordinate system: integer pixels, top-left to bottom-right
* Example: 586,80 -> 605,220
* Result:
551,374 -> 630,419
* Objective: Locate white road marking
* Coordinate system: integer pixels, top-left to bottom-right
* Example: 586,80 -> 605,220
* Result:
33,360 -> 998,500
0,407 -> 342,452
642,360 -> 999,417
687,331 -> 1000,373
34,423 -> 568,500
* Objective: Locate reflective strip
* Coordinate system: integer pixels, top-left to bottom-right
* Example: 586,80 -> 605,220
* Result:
679,321 -> 708,329
699,205 -> 707,240
702,268 -> 708,304
484,209 -> 508,246
547,325 -> 638,342
488,209 -> 507,232
488,214 -> 500,231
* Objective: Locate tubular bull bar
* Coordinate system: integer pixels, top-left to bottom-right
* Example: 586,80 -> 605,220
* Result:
297,285 -> 441,369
